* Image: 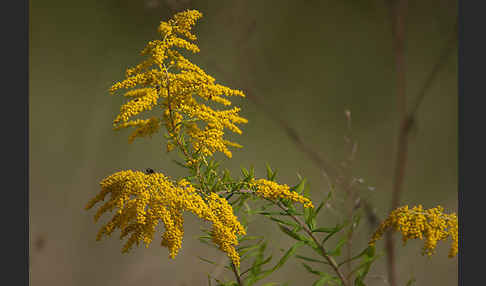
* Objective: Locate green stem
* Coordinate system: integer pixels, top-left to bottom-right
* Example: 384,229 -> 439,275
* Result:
231,262 -> 243,286
275,202 -> 348,286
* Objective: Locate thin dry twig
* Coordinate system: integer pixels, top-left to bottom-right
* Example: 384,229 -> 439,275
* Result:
409,21 -> 458,119
384,2 -> 457,285
385,1 -> 409,285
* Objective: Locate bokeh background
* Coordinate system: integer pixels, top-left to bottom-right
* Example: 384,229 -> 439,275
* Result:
29,0 -> 457,285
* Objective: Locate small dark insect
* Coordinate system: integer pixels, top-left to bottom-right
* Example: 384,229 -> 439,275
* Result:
145,168 -> 155,174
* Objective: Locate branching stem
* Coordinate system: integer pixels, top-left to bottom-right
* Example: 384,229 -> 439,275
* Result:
275,202 -> 348,286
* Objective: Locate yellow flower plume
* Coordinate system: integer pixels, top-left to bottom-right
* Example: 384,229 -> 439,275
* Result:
250,178 -> 314,208
109,9 -> 247,158
369,205 -> 458,258
85,170 -> 246,266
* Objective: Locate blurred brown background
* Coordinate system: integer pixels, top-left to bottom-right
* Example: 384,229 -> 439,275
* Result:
29,0 -> 457,285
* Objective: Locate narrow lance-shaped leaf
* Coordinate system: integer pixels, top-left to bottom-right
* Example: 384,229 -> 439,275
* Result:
302,263 -> 323,276
338,245 -> 372,267
291,178 -> 307,195
249,166 -> 255,179
251,241 -> 267,275
269,217 -> 299,228
312,274 -> 334,286
241,167 -> 249,178
328,236 -> 348,257
295,255 -> 329,265
278,224 -> 308,242
406,278 -> 417,286
351,250 -> 381,284
198,256 -> 216,265
249,241 -> 306,284
265,163 -> 274,181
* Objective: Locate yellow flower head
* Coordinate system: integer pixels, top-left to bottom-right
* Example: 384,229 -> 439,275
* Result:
108,9 -> 247,158
85,170 -> 246,266
249,178 -> 314,208
369,205 -> 458,258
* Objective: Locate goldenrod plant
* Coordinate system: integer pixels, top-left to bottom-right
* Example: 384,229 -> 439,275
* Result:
85,10 -> 458,286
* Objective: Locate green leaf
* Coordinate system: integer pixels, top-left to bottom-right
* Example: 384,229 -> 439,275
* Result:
320,224 -> 346,245
265,163 -> 274,181
304,208 -> 316,231
354,277 -> 366,286
291,178 -> 307,195
198,238 -> 219,250
269,217 -> 299,228
172,159 -> 189,169
328,236 -> 347,257
241,167 -> 249,178
239,235 -> 263,243
289,220 -> 301,230
249,166 -> 255,178
314,191 -> 331,218
223,169 -> 231,182
241,248 -> 266,262
295,255 -> 329,264
338,246 -> 371,267
256,255 -> 273,268
278,225 -> 308,242
366,245 -> 375,257
270,170 -> 277,181
314,201 -> 325,217
312,274 -> 333,286
351,251 -> 381,283
198,256 -> 215,265
283,207 -> 303,216
250,241 -> 306,283
199,232 -> 212,237
302,263 -> 323,276
312,227 -> 338,233
271,241 -> 305,272
250,241 -> 268,276
313,223 -> 344,234
406,277 -> 417,286
238,240 -> 264,256
238,243 -> 262,254
179,134 -> 186,147
304,206 -> 313,229
250,211 -> 289,216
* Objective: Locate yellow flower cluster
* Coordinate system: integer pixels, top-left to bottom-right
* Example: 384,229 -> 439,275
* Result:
369,205 -> 458,258
249,179 -> 314,208
85,170 -> 246,266
108,9 -> 247,158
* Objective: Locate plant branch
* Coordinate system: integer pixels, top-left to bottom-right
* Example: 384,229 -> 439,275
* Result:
408,21 -> 457,119
275,201 -> 348,286
219,188 -> 348,285
231,262 -> 243,286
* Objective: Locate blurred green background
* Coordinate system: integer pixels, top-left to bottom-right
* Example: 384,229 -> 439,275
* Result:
30,0 -> 457,285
